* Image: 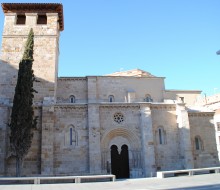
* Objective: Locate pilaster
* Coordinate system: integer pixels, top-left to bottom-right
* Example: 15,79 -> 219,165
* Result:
87,77 -> 97,103
41,104 -> 55,175
176,103 -> 194,169
88,104 -> 101,174
140,104 -> 156,177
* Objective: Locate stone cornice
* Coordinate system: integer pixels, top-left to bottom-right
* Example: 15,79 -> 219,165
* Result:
99,103 -> 140,108
188,112 -> 215,117
54,104 -> 87,110
58,76 -> 165,79
150,104 -> 176,110
58,77 -> 86,81
0,104 -> 42,110
165,90 -> 202,93
100,76 -> 165,79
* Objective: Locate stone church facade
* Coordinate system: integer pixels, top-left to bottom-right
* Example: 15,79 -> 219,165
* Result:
0,3 -> 219,178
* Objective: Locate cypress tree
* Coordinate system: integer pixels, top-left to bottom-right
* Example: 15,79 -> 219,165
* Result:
9,28 -> 37,177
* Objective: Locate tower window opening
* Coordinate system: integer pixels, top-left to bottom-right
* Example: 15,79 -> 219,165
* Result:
37,14 -> 47,24
16,14 -> 26,25
109,95 -> 114,102
70,95 -> 75,103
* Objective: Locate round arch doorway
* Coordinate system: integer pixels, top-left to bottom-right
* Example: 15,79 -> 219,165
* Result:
111,144 -> 130,178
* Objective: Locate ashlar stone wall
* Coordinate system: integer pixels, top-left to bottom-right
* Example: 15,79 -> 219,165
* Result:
189,113 -> 219,168
151,104 -> 182,171
52,105 -> 89,175
5,107 -> 42,176
57,78 -> 87,103
96,77 -> 165,103
0,13 -> 60,102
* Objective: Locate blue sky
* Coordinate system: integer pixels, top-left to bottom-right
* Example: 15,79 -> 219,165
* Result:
0,1 -> 220,96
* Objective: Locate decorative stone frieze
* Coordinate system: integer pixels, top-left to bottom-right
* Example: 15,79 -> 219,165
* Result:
188,112 -> 215,117
150,104 -> 176,110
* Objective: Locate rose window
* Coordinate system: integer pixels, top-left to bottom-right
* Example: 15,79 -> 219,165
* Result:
113,112 -> 124,124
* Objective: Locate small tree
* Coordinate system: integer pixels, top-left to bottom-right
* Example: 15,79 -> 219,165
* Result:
9,28 -> 37,177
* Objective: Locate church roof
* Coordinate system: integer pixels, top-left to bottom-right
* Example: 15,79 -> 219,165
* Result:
106,69 -> 156,77
1,3 -> 64,31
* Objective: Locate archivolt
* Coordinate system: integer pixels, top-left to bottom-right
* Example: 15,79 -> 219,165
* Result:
101,128 -> 141,150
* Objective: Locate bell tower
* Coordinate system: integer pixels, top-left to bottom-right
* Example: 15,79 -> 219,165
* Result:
0,3 -> 63,175
0,3 -> 64,102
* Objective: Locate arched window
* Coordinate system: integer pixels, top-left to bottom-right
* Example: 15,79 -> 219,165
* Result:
70,127 -> 77,146
195,136 -> 203,150
156,126 -> 166,145
144,94 -> 153,102
69,95 -> 75,103
65,125 -> 78,147
109,95 -> 114,102
159,128 -> 163,144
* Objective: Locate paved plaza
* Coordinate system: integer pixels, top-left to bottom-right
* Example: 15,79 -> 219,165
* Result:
0,173 -> 220,190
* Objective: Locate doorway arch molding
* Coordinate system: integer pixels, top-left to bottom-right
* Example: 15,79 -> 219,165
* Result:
101,128 -> 141,150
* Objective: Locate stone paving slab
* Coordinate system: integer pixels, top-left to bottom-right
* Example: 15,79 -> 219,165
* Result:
0,173 -> 220,190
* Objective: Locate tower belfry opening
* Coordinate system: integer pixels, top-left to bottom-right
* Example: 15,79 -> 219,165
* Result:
37,14 -> 47,24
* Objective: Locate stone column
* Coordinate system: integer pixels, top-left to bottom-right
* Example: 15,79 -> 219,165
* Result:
88,104 -> 102,174
140,104 -> 156,177
176,103 -> 194,169
41,102 -> 55,175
